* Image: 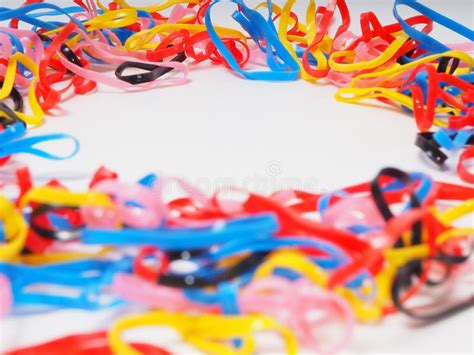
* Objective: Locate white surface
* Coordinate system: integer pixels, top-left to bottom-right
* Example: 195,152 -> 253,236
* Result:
1,0 -> 474,354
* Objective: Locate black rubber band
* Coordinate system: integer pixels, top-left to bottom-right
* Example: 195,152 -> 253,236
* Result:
157,252 -> 267,289
166,249 -> 206,261
0,102 -> 26,129
59,44 -> 83,67
391,258 -> 474,322
38,33 -> 83,68
437,57 -> 460,74
370,167 -> 422,247
30,204 -> 83,241
115,52 -> 186,85
0,82 -> 24,113
415,132 -> 448,167
370,168 -> 418,220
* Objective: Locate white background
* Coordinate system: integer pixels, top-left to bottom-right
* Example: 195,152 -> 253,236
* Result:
1,0 -> 473,354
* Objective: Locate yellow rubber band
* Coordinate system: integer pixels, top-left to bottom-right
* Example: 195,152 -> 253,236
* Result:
15,247 -> 114,265
254,250 -> 328,286
0,196 -> 28,261
437,198 -> 474,224
19,187 -> 113,209
385,245 -> 429,267
276,0 -> 328,82
125,24 -> 245,52
335,86 -> 455,127
0,53 -> 43,126
108,311 -> 298,355
436,228 -> 474,246
86,9 -> 139,30
349,50 -> 474,88
329,35 -> 408,73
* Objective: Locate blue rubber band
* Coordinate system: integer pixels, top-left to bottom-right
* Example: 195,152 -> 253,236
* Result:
318,190 -> 349,215
0,223 -> 4,242
82,214 -> 278,250
47,213 -> 73,230
434,128 -> 456,150
0,121 -> 26,145
0,258 -> 131,310
138,173 -> 158,188
202,237 -> 348,265
0,3 -> 86,31
453,130 -> 473,148
434,128 -> 473,150
205,0 -> 299,81
393,0 -> 474,54
217,282 -> 242,347
0,125 -> 80,161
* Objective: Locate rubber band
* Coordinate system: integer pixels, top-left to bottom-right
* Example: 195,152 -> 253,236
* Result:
393,0 -> 474,54
108,310 -> 298,355
5,331 -> 171,355
239,276 -> 354,353
205,0 -> 300,81
253,250 -> 382,322
0,196 -> 27,261
158,252 -> 268,288
0,130 -> 80,161
82,178 -> 166,229
115,51 -> 186,84
112,272 -> 215,312
0,83 -> 23,112
29,204 -> 83,241
0,273 -> 12,316
0,52 -> 44,125
457,147 -> 474,184
0,258 -> 130,310
0,3 -> 86,32
345,50 -> 473,88
415,132 -> 448,166
81,214 -> 278,250
391,258 -> 473,322
19,186 -> 113,209
302,0 -> 350,79
16,245 -> 114,265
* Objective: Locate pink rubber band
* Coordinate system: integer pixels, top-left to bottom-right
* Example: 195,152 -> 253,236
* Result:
240,276 -> 354,353
0,32 -> 13,58
82,179 -> 166,229
59,49 -> 189,90
1,28 -> 45,64
447,42 -> 474,52
111,273 -> 217,313
0,274 -> 12,317
322,195 -> 385,230
0,65 -> 31,89
168,5 -> 196,24
53,24 -> 189,90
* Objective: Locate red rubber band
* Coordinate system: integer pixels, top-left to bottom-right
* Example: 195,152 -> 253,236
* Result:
457,147 -> 474,184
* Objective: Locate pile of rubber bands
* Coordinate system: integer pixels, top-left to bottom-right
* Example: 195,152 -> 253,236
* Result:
0,0 -> 473,354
